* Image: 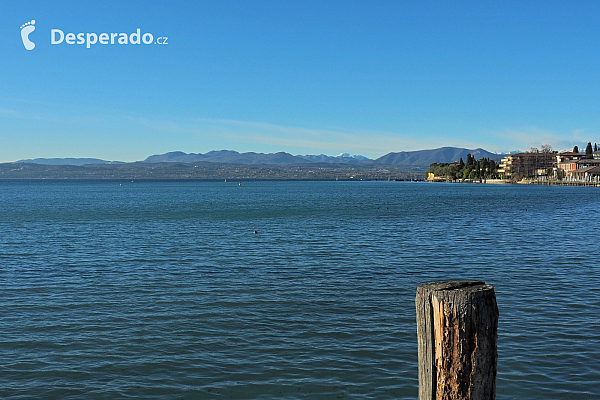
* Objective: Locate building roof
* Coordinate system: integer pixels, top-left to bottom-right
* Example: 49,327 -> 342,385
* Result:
506,152 -> 555,157
571,165 -> 600,175
576,158 -> 600,165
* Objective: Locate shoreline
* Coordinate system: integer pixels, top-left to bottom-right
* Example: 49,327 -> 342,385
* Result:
428,177 -> 600,187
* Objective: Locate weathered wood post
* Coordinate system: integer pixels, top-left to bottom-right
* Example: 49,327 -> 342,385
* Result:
416,281 -> 499,400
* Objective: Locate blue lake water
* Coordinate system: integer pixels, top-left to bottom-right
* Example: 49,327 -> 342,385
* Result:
0,180 -> 598,399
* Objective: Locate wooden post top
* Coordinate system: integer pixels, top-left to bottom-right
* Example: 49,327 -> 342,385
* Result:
417,281 -> 493,293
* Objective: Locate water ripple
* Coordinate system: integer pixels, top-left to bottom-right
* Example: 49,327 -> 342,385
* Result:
0,181 -> 598,399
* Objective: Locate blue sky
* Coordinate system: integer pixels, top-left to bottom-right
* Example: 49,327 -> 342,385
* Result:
2,0 -> 600,162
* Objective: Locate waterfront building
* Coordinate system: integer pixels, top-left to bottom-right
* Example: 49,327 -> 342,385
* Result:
576,158 -> 600,168
556,151 -> 585,177
571,165 -> 600,180
499,152 -> 556,179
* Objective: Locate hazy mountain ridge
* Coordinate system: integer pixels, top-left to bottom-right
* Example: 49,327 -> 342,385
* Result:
15,147 -> 507,167
15,158 -> 125,166
3,147 -> 508,180
375,147 -> 504,166
146,147 -> 504,166
144,150 -> 307,164
297,153 -> 372,163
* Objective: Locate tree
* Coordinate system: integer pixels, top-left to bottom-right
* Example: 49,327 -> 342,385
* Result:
595,143 -> 598,152
488,160 -> 498,178
462,168 -> 471,180
541,144 -> 553,153
573,145 -> 579,153
585,142 -> 593,158
466,154 -> 474,167
426,156 -> 499,182
480,158 -> 489,176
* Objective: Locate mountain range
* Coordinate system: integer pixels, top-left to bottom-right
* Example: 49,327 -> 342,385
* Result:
142,147 -> 503,166
375,147 -> 501,166
15,158 -> 126,166
16,147 -> 505,167
144,151 -> 307,164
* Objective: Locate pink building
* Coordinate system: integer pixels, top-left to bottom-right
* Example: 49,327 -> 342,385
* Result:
556,151 -> 584,177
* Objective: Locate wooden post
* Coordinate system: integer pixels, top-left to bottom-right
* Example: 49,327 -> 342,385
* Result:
416,281 -> 499,400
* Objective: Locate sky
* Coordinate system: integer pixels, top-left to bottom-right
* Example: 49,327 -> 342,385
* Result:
2,0 -> 600,162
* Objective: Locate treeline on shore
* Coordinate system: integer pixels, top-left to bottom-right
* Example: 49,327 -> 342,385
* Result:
426,154 -> 499,180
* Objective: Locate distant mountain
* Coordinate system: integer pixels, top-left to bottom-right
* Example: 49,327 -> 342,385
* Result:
297,153 -> 371,163
15,158 -> 124,166
144,150 -> 308,164
15,147 -> 506,168
146,150 -> 374,165
376,147 -> 504,166
335,153 -> 370,160
144,148 -> 504,166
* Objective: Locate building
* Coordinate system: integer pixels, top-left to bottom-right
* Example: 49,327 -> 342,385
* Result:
571,165 -> 600,180
576,158 -> 600,168
554,155 -> 600,179
499,152 -> 556,179
556,151 -> 585,177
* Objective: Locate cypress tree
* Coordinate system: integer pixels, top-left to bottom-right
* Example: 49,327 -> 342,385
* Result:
466,154 -> 474,167
585,142 -> 593,158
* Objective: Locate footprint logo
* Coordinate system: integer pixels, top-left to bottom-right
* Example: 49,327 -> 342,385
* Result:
20,20 -> 36,50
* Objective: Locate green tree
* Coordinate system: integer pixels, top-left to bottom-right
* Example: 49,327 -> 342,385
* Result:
489,159 -> 497,178
462,168 -> 471,180
448,164 -> 460,180
466,154 -> 474,167
573,145 -> 579,153
585,142 -> 593,158
427,155 -> 499,181
481,158 -> 489,175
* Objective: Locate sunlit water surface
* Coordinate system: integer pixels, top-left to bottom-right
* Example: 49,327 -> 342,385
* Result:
0,180 -> 598,399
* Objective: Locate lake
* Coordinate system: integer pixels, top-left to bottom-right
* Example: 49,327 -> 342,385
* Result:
0,180 -> 598,399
